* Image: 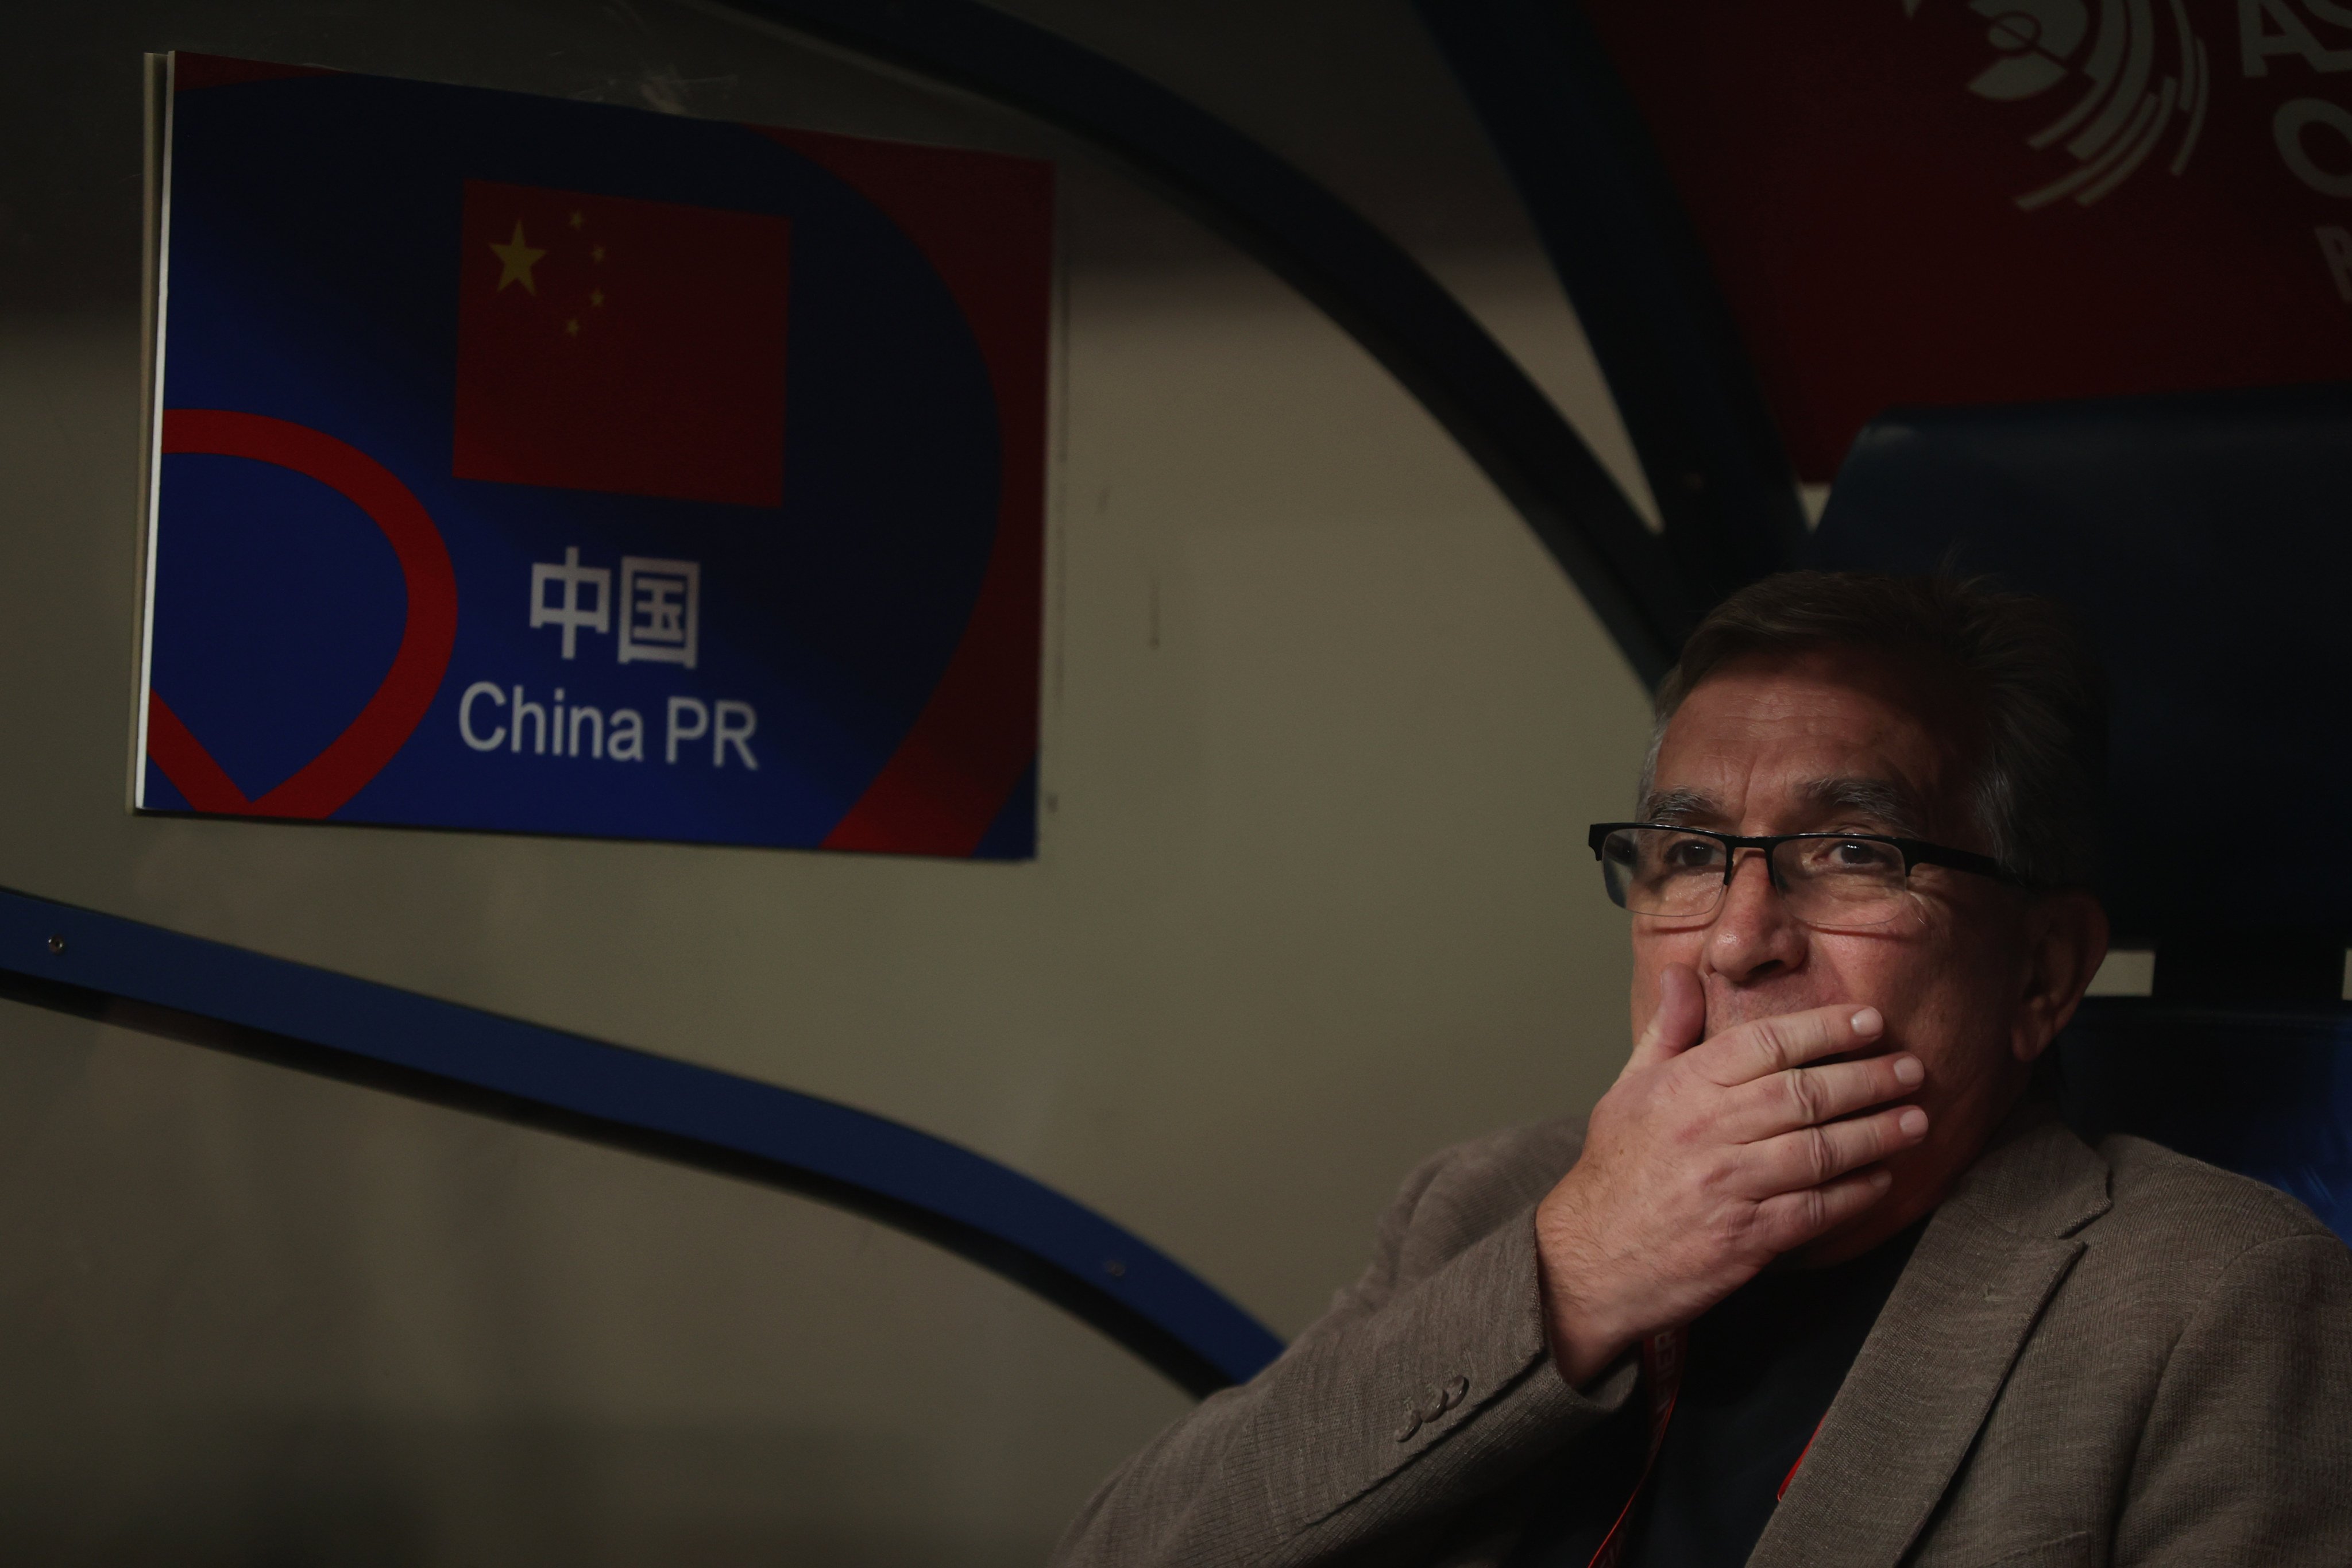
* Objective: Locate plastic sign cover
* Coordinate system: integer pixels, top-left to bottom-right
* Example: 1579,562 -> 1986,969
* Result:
138,54 -> 1051,858
1585,0 -> 2352,480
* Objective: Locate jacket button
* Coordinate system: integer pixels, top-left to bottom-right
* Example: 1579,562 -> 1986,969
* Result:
1392,1408 -> 1421,1443
1442,1374 -> 1470,1409
1416,1384 -> 1446,1422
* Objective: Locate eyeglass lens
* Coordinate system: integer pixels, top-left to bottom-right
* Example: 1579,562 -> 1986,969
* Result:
1598,828 -> 1914,928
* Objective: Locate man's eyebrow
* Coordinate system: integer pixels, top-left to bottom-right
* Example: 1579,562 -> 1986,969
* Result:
1801,777 -> 1926,836
1639,787 -> 1717,825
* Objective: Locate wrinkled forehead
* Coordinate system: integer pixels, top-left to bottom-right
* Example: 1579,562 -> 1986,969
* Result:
1646,646 -> 1986,837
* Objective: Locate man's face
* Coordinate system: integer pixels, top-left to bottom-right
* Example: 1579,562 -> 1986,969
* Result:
1629,645 -> 2099,1257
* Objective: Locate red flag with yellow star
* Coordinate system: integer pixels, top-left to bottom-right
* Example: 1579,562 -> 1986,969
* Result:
451,179 -> 791,507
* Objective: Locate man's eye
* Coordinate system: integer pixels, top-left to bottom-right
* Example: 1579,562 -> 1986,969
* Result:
1821,839 -> 1901,872
1661,838 -> 1722,871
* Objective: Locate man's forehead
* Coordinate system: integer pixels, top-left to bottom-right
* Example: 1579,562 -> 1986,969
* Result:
1648,651 -> 1977,831
1640,776 -> 1930,833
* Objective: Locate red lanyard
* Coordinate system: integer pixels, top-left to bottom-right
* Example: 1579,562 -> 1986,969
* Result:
1778,1416 -> 1825,1501
1586,1327 -> 1686,1568
1582,1329 -> 1830,1568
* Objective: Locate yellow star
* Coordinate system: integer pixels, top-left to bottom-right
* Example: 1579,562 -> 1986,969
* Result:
565,318 -> 580,337
591,243 -> 607,264
590,288 -> 605,307
568,210 -> 585,230
489,220 -> 545,294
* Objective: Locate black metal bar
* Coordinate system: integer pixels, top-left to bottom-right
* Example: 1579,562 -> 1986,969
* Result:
2153,928 -> 2349,1007
700,0 -> 1698,682
1416,0 -> 1808,608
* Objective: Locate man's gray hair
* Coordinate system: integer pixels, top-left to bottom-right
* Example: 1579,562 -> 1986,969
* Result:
1643,570 -> 2107,890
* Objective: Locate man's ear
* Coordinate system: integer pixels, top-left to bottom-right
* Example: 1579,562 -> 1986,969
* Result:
2013,890 -> 2110,1065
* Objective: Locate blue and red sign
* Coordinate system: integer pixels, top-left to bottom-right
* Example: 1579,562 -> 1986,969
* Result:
140,53 -> 1050,858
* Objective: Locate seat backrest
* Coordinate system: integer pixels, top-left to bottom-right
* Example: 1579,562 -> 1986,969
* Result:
1808,384 -> 2352,1240
1809,382 -> 2352,1001
2060,1000 -> 2352,1241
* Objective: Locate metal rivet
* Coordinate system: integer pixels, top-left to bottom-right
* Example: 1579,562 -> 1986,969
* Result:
45,934 -> 65,956
1103,1258 -> 1125,1278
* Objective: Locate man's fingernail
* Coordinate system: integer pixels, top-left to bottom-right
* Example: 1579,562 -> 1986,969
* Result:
1892,1055 -> 1924,1087
1871,1168 -> 1895,1188
1851,1007 -> 1883,1036
1898,1107 -> 1929,1137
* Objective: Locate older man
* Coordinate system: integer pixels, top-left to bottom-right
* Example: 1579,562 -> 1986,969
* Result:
1054,572 -> 2352,1567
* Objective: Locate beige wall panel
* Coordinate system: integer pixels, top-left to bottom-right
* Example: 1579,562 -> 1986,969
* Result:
0,1000 -> 1189,1562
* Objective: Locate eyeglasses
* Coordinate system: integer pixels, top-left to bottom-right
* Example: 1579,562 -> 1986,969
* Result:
1587,822 -> 2015,928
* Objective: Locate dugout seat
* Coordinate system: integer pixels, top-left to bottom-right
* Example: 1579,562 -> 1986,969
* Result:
1806,383 -> 2352,1239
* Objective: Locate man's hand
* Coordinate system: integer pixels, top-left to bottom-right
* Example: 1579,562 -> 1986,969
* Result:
1536,964 -> 1929,1387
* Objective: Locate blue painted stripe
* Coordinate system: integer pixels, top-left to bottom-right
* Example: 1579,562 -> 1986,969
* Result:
0,884 -> 1284,1392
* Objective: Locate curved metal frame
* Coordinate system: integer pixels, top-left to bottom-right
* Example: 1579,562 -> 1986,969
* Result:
0,884 -> 1282,1396
1415,0 -> 1808,607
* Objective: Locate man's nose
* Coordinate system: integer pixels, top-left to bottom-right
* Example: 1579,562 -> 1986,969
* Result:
1705,849 -> 1807,982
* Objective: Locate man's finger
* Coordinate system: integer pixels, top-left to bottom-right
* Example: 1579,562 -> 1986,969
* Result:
1623,962 -> 1705,1076
1693,1003 -> 1885,1088
1748,1166 -> 1897,1254
1735,1103 -> 1929,1197
1719,1052 -> 1926,1143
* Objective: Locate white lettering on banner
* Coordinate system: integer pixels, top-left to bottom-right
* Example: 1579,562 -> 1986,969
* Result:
608,708 -> 646,762
2320,225 -> 2352,295
511,685 -> 547,754
455,681 -> 737,764
619,557 -> 700,669
666,696 -> 708,763
567,701 -> 603,759
2242,0 -> 2352,75
482,543 -> 740,774
459,681 -> 507,750
714,700 -> 759,768
662,696 -> 761,768
527,549 -> 705,664
530,546 -> 611,659
2278,97 -> 2352,192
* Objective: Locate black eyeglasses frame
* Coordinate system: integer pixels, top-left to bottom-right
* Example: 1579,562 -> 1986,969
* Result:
1585,822 -> 2015,899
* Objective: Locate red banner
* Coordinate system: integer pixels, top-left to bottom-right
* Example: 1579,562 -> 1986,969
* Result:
1586,0 -> 2352,478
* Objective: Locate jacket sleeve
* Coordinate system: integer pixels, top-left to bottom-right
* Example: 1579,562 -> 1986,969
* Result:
1049,1144 -> 1637,1568
2115,1230 -> 2352,1566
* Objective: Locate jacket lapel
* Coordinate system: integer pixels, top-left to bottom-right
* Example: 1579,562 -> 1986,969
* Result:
1746,1105 -> 2112,1568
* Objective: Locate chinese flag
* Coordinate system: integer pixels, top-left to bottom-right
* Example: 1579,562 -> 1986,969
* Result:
452,180 -> 790,507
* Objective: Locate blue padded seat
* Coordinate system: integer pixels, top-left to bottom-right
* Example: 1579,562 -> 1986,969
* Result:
1808,384 -> 2352,1238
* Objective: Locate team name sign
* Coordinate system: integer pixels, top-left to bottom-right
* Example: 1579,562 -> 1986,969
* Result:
138,55 -> 1050,858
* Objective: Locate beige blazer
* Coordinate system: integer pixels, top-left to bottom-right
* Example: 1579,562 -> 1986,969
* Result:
1053,1104 -> 2352,1567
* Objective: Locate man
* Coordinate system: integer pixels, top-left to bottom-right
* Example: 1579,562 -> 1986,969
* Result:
1053,571 -> 2352,1567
